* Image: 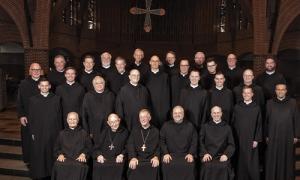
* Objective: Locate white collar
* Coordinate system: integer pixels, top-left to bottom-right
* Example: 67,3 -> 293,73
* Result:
151,69 -> 159,74
277,96 -> 285,101
135,62 -> 141,66
130,82 -> 138,86
168,64 -> 175,67
84,69 -> 93,74
266,71 -> 275,75
32,77 -> 39,81
41,92 -> 49,97
66,81 -> 75,86
95,90 -> 104,94
229,66 -> 236,70
102,65 -> 110,69
216,86 -> 223,90
213,120 -> 222,124
244,100 -> 253,105
180,73 -> 187,77
190,84 -> 199,88
56,69 -> 65,73
118,70 -> 125,75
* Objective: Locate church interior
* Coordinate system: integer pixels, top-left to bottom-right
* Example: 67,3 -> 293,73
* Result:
0,0 -> 299,179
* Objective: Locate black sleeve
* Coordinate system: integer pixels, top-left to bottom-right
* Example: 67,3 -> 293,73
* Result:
223,127 -> 235,159
254,108 -> 262,142
160,125 -> 169,155
53,132 -> 63,158
16,85 -> 25,118
81,95 -> 90,134
199,125 -> 208,157
127,132 -> 137,159
188,126 -> 198,156
92,130 -> 106,158
82,131 -> 93,158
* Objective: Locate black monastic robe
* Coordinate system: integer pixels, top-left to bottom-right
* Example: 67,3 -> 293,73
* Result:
199,121 -> 235,180
51,126 -> 92,180
55,82 -> 85,127
47,69 -> 65,92
115,83 -> 150,131
79,70 -> 100,92
82,90 -> 115,138
93,126 -> 129,180
224,66 -> 243,90
160,120 -> 198,180
17,77 -> 40,163
256,71 -> 286,100
179,85 -> 208,131
208,87 -> 234,122
170,73 -> 189,107
231,101 -> 262,180
28,93 -> 63,179
128,62 -> 150,84
105,70 -> 129,95
145,70 -> 170,128
201,72 -> 216,90
265,97 -> 300,180
127,125 -> 160,180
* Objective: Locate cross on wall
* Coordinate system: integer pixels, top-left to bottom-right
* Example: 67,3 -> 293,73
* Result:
130,0 -> 166,32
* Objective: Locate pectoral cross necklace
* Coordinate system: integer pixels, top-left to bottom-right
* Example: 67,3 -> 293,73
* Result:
141,128 -> 150,152
108,130 -> 116,151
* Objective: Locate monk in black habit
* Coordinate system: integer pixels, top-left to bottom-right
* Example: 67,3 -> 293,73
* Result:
48,55 -> 66,92
115,69 -> 150,131
99,52 -> 114,79
82,76 -> 115,139
28,78 -> 63,179
17,63 -> 42,164
224,54 -> 243,90
128,48 -> 149,84
201,58 -> 217,90
208,72 -> 233,122
199,106 -> 235,180
170,59 -> 190,107
79,55 -> 101,92
233,69 -> 265,109
93,113 -> 129,180
55,67 -> 85,127
161,106 -> 197,180
179,70 -> 208,131
105,57 -> 129,95
256,57 -> 286,100
231,86 -> 262,180
127,109 -> 160,180
52,112 -> 92,180
265,84 -> 300,180
193,51 -> 208,76
145,55 -> 170,128
162,51 -> 178,77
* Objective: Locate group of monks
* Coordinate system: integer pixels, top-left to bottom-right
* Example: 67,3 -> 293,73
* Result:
17,48 -> 299,180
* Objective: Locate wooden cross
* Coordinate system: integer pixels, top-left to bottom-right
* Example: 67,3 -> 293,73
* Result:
130,0 -> 165,32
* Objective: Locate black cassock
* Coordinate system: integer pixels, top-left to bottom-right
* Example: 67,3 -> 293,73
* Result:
192,63 -> 207,77
105,70 -> 129,95
99,66 -> 114,80
179,85 -> 208,131
170,73 -> 189,107
92,126 -> 129,180
82,90 -> 115,138
17,77 -> 40,163
265,97 -> 300,180
28,93 -> 63,179
47,69 -> 65,92
233,83 -> 265,109
256,71 -> 286,100
162,63 -> 178,77
127,125 -> 160,180
224,66 -> 243,90
115,83 -> 150,131
201,73 -> 215,90
231,101 -> 262,180
51,126 -> 92,180
199,121 -> 235,180
128,62 -> 150,84
79,70 -> 101,92
145,70 -> 170,128
208,87 -> 234,122
55,82 -> 85,127
160,120 -> 197,180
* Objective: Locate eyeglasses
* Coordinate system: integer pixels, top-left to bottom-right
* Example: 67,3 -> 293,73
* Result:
30,69 -> 41,71
207,64 -> 216,67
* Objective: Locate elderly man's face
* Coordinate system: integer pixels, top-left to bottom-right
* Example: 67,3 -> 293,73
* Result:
107,115 -> 120,131
139,111 -> 151,127
67,113 -> 79,129
211,107 -> 222,121
133,49 -> 144,62
101,52 -> 112,66
115,59 -> 126,73
243,70 -> 254,84
275,84 -> 287,99
93,77 -> 105,92
129,70 -> 140,84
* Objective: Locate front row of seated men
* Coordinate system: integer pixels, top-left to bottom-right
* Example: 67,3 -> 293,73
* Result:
51,105 -> 234,180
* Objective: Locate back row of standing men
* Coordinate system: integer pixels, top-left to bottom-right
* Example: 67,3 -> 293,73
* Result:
17,48 -> 299,180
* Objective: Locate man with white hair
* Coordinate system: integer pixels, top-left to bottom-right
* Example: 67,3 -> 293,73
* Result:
100,52 -> 114,78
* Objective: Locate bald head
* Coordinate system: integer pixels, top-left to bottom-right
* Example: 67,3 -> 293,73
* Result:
194,51 -> 205,65
29,63 -> 42,79
107,113 -> 121,132
172,106 -> 185,123
211,106 -> 222,122
129,69 -> 140,85
101,52 -> 112,67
